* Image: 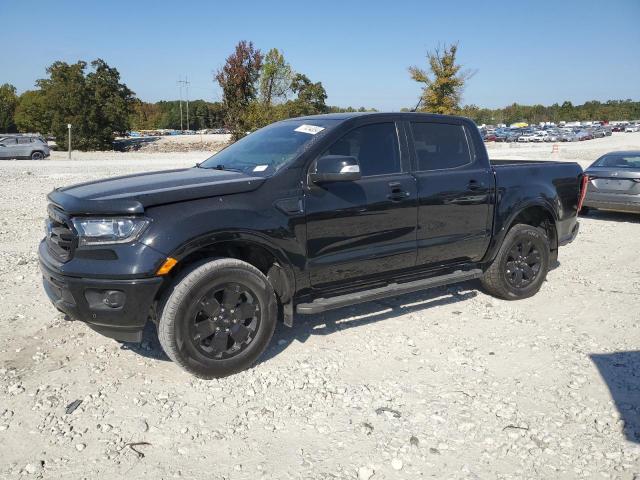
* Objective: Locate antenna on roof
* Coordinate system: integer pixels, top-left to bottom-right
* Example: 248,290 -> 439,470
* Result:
411,97 -> 422,112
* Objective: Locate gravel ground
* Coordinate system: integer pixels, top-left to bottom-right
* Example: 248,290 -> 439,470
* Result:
1,134 -> 639,479
115,133 -> 231,153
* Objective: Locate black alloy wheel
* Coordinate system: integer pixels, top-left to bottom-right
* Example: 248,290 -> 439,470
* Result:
480,223 -> 550,300
504,239 -> 542,288
188,282 -> 260,359
158,258 -> 278,379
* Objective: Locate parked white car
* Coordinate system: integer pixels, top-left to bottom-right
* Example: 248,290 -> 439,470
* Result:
531,131 -> 549,142
517,133 -> 536,142
625,124 -> 640,132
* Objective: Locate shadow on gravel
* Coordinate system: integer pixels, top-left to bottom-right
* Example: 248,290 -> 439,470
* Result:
120,321 -> 170,361
119,284 -> 478,367
582,210 -> 640,223
590,351 -> 640,443
258,282 -> 479,366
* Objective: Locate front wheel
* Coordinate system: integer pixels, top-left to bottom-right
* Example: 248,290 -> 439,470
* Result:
481,224 -> 550,300
31,151 -> 44,160
158,258 -> 278,378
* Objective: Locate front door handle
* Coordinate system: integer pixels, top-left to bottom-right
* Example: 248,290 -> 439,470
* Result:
387,182 -> 410,201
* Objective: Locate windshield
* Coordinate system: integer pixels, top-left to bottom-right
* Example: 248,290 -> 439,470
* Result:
593,154 -> 640,169
199,119 -> 340,175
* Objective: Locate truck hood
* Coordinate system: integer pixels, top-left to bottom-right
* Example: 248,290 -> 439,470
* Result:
48,167 -> 265,215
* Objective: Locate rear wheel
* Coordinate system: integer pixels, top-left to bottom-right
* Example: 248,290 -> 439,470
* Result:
481,224 -> 550,300
158,258 -> 278,378
30,151 -> 44,160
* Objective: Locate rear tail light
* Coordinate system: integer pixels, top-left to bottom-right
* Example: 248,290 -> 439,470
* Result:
577,174 -> 589,212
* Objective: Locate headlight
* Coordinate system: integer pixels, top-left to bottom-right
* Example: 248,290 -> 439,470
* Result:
71,217 -> 150,246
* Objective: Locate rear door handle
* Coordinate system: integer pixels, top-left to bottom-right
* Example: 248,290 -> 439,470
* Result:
467,180 -> 485,190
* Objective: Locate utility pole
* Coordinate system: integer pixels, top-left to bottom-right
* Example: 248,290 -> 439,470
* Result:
67,123 -> 72,159
185,76 -> 190,131
177,79 -> 184,131
177,77 -> 191,131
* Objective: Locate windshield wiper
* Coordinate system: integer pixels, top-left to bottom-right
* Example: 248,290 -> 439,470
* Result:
210,164 -> 245,173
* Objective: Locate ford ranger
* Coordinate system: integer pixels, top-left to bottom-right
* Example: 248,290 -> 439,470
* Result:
39,113 -> 585,378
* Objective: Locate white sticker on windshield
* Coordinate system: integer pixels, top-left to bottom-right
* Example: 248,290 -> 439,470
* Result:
253,165 -> 268,172
294,124 -> 325,135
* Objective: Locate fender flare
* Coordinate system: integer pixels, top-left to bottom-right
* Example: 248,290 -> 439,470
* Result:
168,230 -> 297,306
484,199 -> 558,264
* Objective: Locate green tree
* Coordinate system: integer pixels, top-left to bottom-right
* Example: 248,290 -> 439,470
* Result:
287,73 -> 328,116
37,59 -> 135,150
0,83 -> 18,133
558,101 -> 574,122
409,43 -> 474,114
216,40 -> 263,139
85,59 -> 136,147
133,100 -> 226,130
259,48 -> 293,106
130,100 -> 162,130
37,61 -> 89,148
14,90 -> 48,133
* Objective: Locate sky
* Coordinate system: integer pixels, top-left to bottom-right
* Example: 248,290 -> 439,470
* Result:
1,0 -> 639,111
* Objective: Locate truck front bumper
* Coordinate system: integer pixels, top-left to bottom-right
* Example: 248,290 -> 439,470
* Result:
39,242 -> 163,342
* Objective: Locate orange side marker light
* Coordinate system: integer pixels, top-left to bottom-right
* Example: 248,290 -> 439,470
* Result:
156,257 -> 178,275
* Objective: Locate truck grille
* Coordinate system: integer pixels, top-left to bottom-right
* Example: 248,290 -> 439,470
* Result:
46,204 -> 76,261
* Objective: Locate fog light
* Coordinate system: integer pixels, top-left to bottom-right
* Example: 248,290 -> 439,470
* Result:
103,290 -> 125,308
85,289 -> 126,309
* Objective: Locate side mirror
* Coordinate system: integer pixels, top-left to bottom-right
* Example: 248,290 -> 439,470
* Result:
309,155 -> 361,184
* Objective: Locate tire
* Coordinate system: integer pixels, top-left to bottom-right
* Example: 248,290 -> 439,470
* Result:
158,258 -> 278,378
481,224 -> 550,300
30,151 -> 44,160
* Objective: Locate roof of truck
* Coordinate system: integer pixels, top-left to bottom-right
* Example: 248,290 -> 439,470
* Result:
293,112 -> 471,122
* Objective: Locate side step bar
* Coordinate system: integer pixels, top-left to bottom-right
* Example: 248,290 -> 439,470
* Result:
296,269 -> 483,315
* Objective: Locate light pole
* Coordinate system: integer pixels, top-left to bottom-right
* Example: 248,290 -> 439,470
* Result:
67,123 -> 72,159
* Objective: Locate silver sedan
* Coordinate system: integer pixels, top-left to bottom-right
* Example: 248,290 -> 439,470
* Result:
582,151 -> 640,214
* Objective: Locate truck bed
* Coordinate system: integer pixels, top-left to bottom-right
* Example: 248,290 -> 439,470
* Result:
489,158 -> 583,246
490,159 -> 572,166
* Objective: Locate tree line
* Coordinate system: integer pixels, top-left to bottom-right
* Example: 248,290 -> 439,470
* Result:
0,41 -> 638,149
456,100 -> 640,126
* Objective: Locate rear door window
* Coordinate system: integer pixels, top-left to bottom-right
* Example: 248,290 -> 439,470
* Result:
411,122 -> 472,171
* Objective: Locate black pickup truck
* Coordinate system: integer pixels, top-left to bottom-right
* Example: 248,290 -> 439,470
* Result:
39,113 -> 585,378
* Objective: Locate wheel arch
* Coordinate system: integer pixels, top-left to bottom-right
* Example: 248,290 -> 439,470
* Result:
155,231 -> 296,321
485,200 -> 559,265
